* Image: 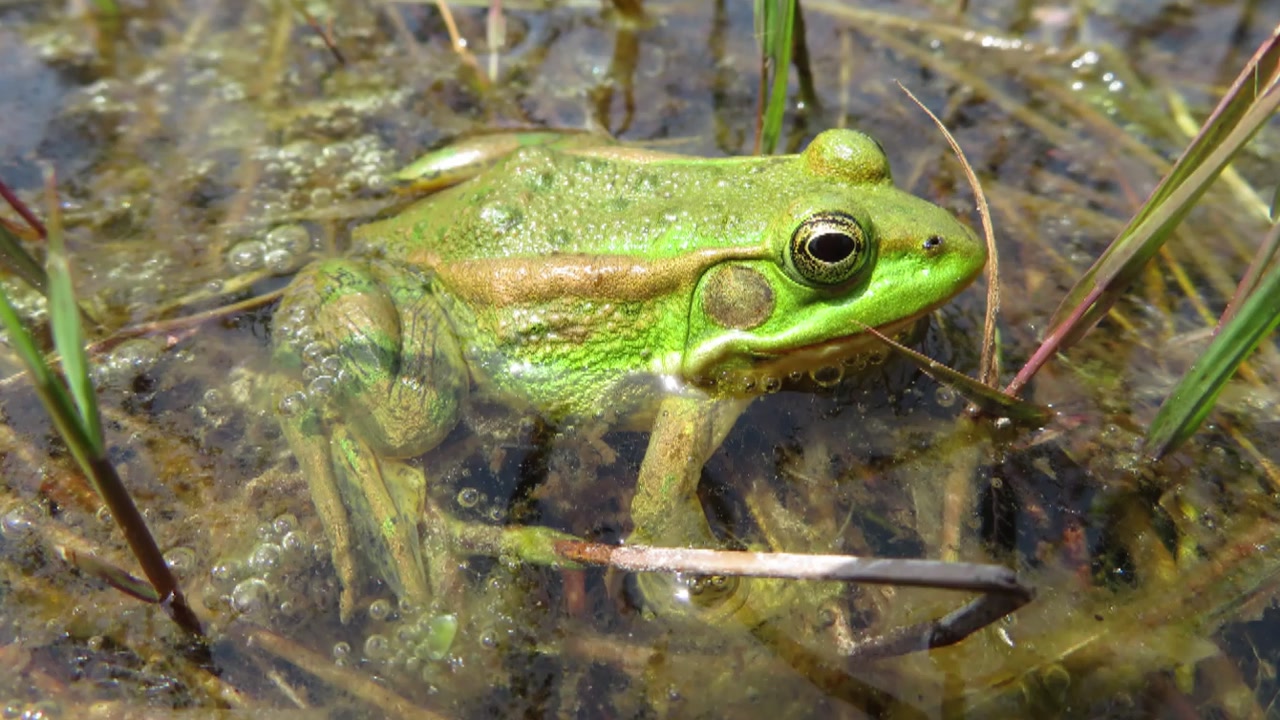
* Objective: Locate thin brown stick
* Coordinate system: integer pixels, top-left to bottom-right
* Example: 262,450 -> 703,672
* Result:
0,179 -> 47,239
896,81 -> 1001,388
292,0 -> 346,65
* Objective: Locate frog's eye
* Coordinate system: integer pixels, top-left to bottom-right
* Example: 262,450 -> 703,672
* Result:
788,211 -> 869,287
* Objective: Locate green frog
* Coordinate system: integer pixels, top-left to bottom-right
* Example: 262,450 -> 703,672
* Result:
271,129 -> 986,629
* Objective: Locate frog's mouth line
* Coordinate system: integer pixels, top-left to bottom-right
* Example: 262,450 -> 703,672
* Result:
751,314 -> 923,375
687,312 -> 930,396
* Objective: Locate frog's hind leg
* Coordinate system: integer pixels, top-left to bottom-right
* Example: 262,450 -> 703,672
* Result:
275,258 -> 467,620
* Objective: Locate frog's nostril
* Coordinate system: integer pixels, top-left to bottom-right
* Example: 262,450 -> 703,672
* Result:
922,234 -> 945,252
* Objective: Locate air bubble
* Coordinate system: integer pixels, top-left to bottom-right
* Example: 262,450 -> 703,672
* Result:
273,513 -> 298,535
308,375 -> 336,397
164,546 -> 196,572
302,342 -> 328,365
230,578 -> 272,614
263,249 -> 299,274
249,543 -> 282,572
278,392 -> 308,416
210,562 -> 241,587
281,531 -> 307,554
227,240 -> 265,271
457,487 -> 481,508
1,506 -> 36,537
264,224 -> 312,255
364,634 -> 390,660
810,366 -> 843,387
369,598 -> 393,622
935,386 -> 958,407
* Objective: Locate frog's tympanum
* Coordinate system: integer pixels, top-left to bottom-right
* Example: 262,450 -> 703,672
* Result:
272,130 -> 986,631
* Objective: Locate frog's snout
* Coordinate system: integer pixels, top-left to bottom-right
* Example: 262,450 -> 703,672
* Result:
924,217 -> 986,286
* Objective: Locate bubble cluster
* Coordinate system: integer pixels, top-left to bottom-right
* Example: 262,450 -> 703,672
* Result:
353,605 -> 460,677
226,224 -> 316,275
204,512 -> 325,621
93,338 -> 164,394
273,311 -> 345,412
98,253 -> 180,313
252,134 -> 398,209
272,305 -> 345,413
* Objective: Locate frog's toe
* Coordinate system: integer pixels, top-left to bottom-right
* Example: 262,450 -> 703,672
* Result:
633,571 -> 749,624
445,520 -> 581,568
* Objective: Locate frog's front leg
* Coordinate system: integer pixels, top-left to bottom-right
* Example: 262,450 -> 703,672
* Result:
628,393 -> 753,615
275,258 -> 467,621
629,394 -> 855,661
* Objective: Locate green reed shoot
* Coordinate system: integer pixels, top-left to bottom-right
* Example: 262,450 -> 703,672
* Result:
754,0 -> 797,154
0,177 -> 202,635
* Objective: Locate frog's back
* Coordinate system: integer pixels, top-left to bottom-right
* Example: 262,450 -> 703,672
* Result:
354,144 -> 812,263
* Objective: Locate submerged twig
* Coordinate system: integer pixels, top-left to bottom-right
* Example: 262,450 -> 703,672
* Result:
556,541 -> 1032,660
242,626 -> 449,719
557,542 -> 1029,595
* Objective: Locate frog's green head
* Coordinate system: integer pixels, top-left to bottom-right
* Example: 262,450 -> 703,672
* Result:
682,128 -> 985,394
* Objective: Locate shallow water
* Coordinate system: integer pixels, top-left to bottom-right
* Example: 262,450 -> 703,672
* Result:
1,1 -> 1279,717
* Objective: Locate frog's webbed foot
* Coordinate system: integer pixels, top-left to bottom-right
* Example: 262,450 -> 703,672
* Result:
274,258 -> 467,621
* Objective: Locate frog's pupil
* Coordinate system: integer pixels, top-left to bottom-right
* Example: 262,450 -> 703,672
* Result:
809,232 -> 856,263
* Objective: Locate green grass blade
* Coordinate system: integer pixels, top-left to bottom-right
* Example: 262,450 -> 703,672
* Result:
44,185 -> 103,455
754,0 -> 796,155
0,290 -> 98,474
1147,222 -> 1280,457
0,222 -> 49,295
1221,211 -> 1280,327
0,183 -> 202,635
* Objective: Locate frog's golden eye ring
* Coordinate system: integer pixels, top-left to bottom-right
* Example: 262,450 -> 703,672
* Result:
788,211 -> 869,287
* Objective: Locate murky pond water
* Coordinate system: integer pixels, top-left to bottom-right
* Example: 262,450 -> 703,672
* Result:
1,1 -> 1279,717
